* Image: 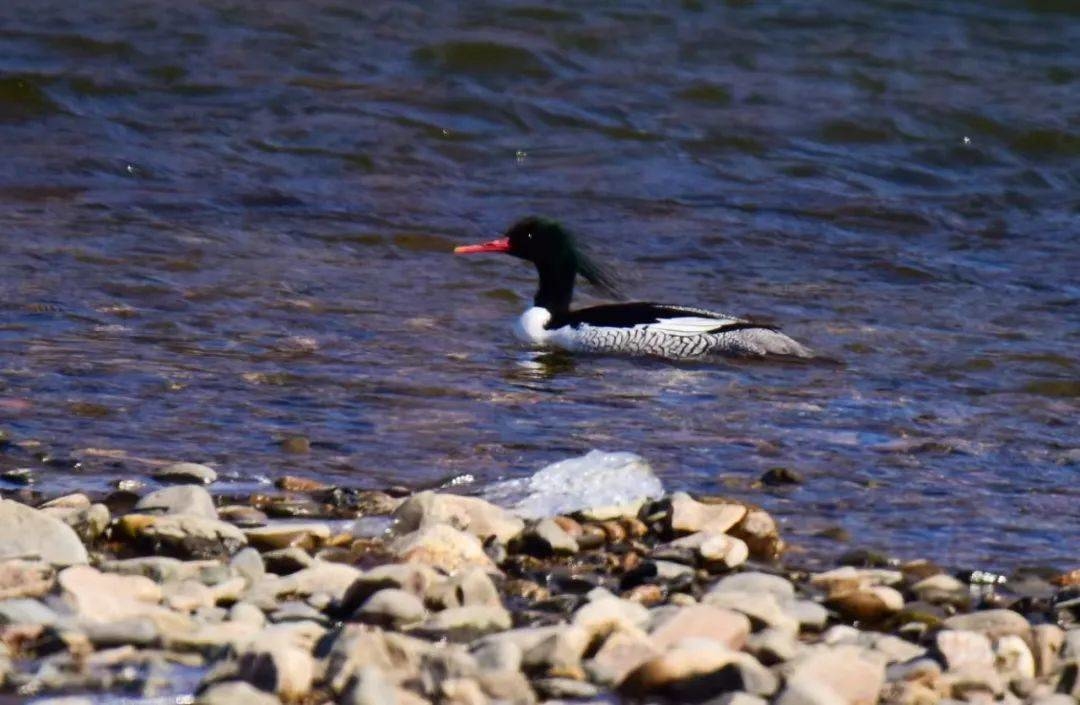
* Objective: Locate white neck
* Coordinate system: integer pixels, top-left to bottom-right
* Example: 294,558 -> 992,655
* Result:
514,306 -> 553,344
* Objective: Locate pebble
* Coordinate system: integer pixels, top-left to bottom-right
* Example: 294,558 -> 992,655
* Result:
245,522 -> 331,552
0,559 -> 55,599
649,604 -> 752,650
703,590 -> 800,635
135,484 -> 217,518
390,523 -> 497,572
154,462 -> 218,485
414,605 -> 512,641
827,586 -> 905,622
572,596 -> 650,640
197,680 -> 282,705
728,508 -> 784,560
935,629 -> 995,671
114,513 -> 247,559
781,645 -> 886,705
668,492 -> 747,534
943,609 -> 1032,640
0,499 -> 89,565
391,491 -> 524,544
710,572 -> 796,602
355,588 -> 427,628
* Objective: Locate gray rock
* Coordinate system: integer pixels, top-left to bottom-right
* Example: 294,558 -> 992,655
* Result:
780,645 -> 886,705
709,572 -> 796,602
518,518 -> 579,556
347,665 -> 399,705
136,485 -> 217,518
197,680 -> 282,705
0,559 -> 54,599
747,627 -> 802,665
534,677 -> 604,699
234,628 -> 317,700
263,547 -> 315,575
0,499 -> 89,566
0,597 -> 63,627
99,556 -> 194,583
356,588 -> 427,629
942,609 -> 1031,640
114,513 -> 247,559
775,680 -> 847,705
414,605 -> 511,641
155,462 -> 218,484
472,637 -> 523,673
391,491 -> 524,544
935,630 -> 995,671
230,547 -> 266,584
703,590 -> 800,635
390,524 -> 496,572
43,503 -> 111,544
430,567 -> 500,609
82,617 -> 159,647
708,693 -> 769,705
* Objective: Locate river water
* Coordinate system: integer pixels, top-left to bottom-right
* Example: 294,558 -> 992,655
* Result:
1,0 -> 1077,571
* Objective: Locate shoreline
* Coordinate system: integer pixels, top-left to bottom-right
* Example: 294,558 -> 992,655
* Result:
0,451 -> 1077,705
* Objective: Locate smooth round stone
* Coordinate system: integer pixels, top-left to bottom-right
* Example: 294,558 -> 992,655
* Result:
154,462 -> 218,485
0,499 -> 89,566
650,604 -> 752,651
244,522 -> 331,552
709,572 -> 796,603
197,681 -> 282,705
413,605 -> 512,641
135,485 -> 217,519
355,588 -> 427,629
935,629 -> 994,671
942,609 -> 1032,640
218,505 -> 268,528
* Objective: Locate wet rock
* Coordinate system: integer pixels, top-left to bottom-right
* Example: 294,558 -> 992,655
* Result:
781,645 -> 886,705
355,588 -> 427,629
390,523 -> 496,572
135,485 -> 217,518
0,499 -> 89,566
154,462 -> 218,484
620,638 -> 777,699
114,513 -> 247,559
0,559 -> 55,599
761,467 -> 803,485
942,609 -> 1032,640
391,491 -> 524,544
935,629 -> 994,671
649,604 -> 752,651
669,492 -> 747,535
197,680 -> 282,705
245,522 -> 331,552
263,547 -> 314,574
514,518 -> 579,557
218,505 -> 269,527
414,605 -> 512,641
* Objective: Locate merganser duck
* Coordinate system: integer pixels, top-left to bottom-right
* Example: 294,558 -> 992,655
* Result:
455,217 -> 813,359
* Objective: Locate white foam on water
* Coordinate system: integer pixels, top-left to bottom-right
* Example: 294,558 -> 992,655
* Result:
483,450 -> 664,519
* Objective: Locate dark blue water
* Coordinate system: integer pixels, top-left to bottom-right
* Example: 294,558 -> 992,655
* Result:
1,0 -> 1077,570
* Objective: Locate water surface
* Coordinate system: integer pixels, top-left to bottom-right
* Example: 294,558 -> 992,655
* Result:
1,0 -> 1078,570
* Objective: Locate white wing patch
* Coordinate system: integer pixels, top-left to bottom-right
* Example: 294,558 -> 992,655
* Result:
644,316 -> 742,336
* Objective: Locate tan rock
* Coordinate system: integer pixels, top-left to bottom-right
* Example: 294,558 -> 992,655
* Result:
573,597 -> 650,640
620,638 -> 776,698
781,645 -> 886,705
244,522 -> 331,552
586,627 -> 661,686
391,491 -> 523,544
729,508 -> 784,559
0,560 -> 55,599
995,634 -> 1036,681
390,524 -> 496,572
703,590 -> 800,634
649,604 -> 752,651
1031,624 -> 1064,677
114,513 -> 247,559
935,630 -> 994,672
827,586 -> 904,622
669,492 -> 746,535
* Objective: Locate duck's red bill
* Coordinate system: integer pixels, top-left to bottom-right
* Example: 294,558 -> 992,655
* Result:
454,237 -> 510,255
